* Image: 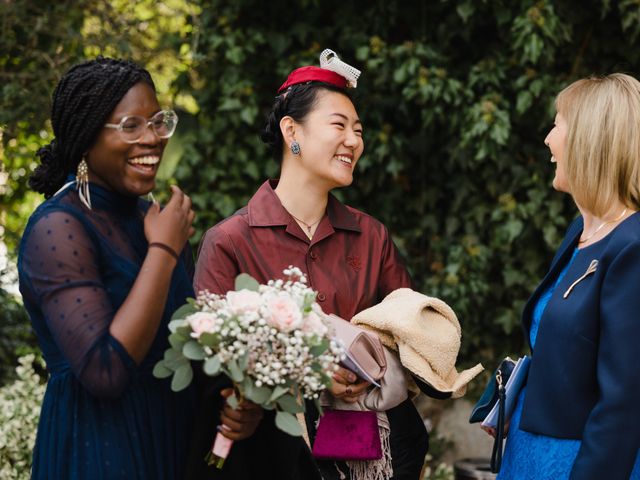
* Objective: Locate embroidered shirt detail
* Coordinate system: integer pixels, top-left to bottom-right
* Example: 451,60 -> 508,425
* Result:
347,255 -> 362,272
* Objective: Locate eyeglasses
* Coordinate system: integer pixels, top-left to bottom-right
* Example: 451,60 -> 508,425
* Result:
104,110 -> 178,143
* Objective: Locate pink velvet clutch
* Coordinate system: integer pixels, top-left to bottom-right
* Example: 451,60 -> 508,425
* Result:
312,409 -> 382,461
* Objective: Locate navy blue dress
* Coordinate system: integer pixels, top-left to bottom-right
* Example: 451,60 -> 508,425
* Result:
18,182 -> 195,479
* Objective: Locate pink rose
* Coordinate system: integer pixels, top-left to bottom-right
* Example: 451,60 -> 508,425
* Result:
267,293 -> 303,332
301,311 -> 328,336
187,312 -> 217,337
226,290 -> 262,313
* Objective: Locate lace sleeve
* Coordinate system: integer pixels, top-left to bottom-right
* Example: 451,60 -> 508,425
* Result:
20,209 -> 135,398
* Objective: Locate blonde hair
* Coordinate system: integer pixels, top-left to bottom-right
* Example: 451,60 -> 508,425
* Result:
556,73 -> 640,216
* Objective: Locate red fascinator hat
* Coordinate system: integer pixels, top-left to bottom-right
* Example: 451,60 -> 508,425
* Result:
277,49 -> 361,94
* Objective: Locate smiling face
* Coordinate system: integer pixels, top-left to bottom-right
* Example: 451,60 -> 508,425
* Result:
544,112 -> 569,193
84,82 -> 166,197
294,90 -> 364,190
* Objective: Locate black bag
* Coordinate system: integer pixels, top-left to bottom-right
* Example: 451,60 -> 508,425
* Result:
468,357 -> 516,473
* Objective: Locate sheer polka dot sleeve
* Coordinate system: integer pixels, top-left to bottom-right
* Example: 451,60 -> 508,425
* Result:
20,210 -> 135,398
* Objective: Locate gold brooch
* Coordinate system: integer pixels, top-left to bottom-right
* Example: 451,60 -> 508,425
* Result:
563,259 -> 598,299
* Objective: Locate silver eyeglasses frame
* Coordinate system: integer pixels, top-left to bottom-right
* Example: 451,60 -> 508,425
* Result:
104,110 -> 179,144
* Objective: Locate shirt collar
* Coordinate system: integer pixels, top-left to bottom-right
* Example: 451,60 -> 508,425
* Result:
247,179 -> 361,233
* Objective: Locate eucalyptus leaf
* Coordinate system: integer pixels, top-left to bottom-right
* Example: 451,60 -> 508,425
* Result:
275,411 -> 303,436
171,363 -> 193,391
203,356 -> 221,376
243,382 -> 272,404
164,348 -> 188,370
269,385 -> 289,402
152,361 -> 173,379
234,273 -> 260,292
227,393 -> 239,410
168,319 -> 187,333
276,394 -> 304,413
227,359 -> 244,382
199,332 -> 218,348
309,338 -> 329,356
171,303 -> 198,321
169,332 -> 187,350
183,340 -> 206,360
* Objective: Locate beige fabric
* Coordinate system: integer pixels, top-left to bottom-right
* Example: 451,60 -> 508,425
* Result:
352,288 -> 484,398
363,346 -> 409,411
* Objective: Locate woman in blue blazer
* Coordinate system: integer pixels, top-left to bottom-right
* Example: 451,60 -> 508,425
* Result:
497,74 -> 640,479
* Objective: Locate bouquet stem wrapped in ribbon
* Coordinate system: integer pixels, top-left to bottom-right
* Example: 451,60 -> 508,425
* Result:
153,267 -> 344,468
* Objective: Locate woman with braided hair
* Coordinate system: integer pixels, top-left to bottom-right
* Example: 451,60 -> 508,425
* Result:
19,57 -> 196,479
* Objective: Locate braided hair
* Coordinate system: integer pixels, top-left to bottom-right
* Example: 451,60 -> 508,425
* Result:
260,82 -> 353,160
29,56 -> 155,198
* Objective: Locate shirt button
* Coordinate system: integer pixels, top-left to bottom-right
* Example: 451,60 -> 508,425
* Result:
317,293 -> 326,302
309,250 -> 318,260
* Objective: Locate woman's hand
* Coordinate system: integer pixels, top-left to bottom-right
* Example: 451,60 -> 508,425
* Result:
144,185 -> 195,257
481,420 -> 510,438
329,366 -> 371,403
218,388 -> 264,441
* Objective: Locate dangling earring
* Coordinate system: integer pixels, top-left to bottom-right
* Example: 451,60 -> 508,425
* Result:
290,141 -> 301,155
76,157 -> 92,210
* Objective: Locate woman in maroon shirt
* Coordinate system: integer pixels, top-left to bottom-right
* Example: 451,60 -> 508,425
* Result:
187,54 -> 428,480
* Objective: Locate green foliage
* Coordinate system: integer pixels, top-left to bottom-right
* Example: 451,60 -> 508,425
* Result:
0,355 -> 46,480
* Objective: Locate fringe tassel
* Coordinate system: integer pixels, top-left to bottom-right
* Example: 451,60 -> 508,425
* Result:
345,423 -> 393,480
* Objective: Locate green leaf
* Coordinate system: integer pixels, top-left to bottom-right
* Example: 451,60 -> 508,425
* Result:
234,273 -> 260,292
275,411 -> 303,436
183,340 -> 206,360
276,394 -> 304,413
203,355 -> 221,376
152,360 -> 173,378
171,302 -> 198,321
309,338 -> 329,356
171,362 -> 193,391
227,359 -> 244,382
269,385 -> 289,402
227,393 -> 239,409
199,332 -> 218,348
243,380 -> 272,404
168,318 -> 187,333
164,348 -> 188,370
169,332 -> 187,350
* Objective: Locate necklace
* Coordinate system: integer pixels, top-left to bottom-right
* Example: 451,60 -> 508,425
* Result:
288,211 -> 324,238
578,208 -> 628,244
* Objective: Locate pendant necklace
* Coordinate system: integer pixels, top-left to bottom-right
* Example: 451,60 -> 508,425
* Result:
579,208 -> 628,244
289,212 -> 323,238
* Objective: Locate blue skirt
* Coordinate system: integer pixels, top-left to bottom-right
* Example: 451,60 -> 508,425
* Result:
498,387 -> 640,480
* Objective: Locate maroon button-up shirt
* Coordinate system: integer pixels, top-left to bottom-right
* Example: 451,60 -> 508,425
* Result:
194,180 -> 412,320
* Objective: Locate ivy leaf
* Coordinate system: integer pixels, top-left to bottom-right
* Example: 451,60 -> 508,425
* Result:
275,411 -> 303,436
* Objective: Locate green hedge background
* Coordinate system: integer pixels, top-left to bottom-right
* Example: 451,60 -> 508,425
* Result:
3,0 -> 640,384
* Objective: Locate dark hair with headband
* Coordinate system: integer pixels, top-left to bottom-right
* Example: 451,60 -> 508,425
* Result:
29,56 -> 155,198
260,82 -> 353,160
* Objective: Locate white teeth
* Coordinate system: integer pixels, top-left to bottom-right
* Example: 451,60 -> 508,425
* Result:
129,156 -> 159,165
550,156 -> 557,163
335,155 -> 352,164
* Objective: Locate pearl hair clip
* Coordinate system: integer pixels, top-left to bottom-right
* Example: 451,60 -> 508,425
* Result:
320,49 -> 361,88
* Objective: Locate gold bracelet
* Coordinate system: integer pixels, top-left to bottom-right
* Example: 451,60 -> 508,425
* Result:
148,242 -> 179,261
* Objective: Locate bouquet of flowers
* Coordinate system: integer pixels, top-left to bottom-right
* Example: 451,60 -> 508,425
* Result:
153,266 -> 344,467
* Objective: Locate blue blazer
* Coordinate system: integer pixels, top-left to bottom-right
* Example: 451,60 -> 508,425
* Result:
519,212 -> 640,479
